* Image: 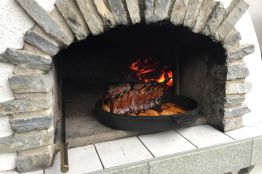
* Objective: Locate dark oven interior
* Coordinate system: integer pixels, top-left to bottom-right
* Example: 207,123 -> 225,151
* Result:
54,23 -> 227,146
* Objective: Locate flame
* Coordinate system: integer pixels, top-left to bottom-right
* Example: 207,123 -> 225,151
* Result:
129,58 -> 173,87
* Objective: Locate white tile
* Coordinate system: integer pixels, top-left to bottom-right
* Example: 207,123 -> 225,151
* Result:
250,164 -> 262,174
0,153 -> 16,172
95,137 -> 153,168
45,145 -> 103,174
226,126 -> 262,140
22,170 -> 43,174
176,125 -> 233,148
138,130 -> 196,157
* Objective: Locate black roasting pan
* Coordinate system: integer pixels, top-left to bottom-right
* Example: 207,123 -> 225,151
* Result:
95,95 -> 200,132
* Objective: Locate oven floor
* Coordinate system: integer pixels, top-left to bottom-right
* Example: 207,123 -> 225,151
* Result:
63,81 -> 141,148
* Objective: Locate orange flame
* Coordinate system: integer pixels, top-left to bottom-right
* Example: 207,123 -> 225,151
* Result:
129,59 -> 173,87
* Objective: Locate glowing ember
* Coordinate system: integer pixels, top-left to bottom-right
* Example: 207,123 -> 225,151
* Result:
129,58 -> 173,87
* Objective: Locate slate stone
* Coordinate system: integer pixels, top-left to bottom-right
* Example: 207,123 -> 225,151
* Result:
226,82 -> 252,95
149,140 -> 252,174
202,2 -> 226,36
56,0 -> 89,41
251,136 -> 262,165
76,0 -> 104,35
0,127 -> 54,153
24,25 -> 60,56
170,0 -> 189,25
0,47 -> 52,72
16,145 -> 55,172
10,109 -> 52,133
154,0 -> 174,22
13,92 -> 51,101
193,0 -> 217,33
216,0 -> 249,40
8,74 -> 53,94
224,105 -> 250,118
227,62 -> 249,80
14,64 -> 45,76
0,98 -> 51,115
108,0 -> 129,25
144,0 -> 155,24
125,0 -> 141,24
223,116 -> 243,132
223,28 -> 241,48
183,0 -> 204,29
16,0 -> 74,46
94,0 -> 117,28
227,44 -> 255,61
225,94 -> 245,108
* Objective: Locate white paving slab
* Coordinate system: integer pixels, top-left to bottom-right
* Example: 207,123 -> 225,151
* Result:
23,170 -> 43,174
138,130 -> 196,157
176,125 -> 233,148
226,126 -> 262,140
95,137 -> 153,168
45,145 -> 103,174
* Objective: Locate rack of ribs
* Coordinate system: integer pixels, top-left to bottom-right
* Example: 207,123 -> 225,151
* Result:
103,82 -> 166,114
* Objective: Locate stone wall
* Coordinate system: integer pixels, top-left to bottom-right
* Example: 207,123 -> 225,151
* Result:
0,0 -> 259,173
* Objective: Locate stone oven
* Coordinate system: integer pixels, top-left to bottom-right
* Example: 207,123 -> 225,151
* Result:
0,0 -> 259,173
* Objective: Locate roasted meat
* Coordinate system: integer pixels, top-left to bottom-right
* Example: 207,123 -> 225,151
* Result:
103,82 -> 166,114
104,83 -> 131,100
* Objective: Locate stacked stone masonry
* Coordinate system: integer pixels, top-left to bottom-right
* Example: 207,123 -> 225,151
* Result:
0,0 -> 254,172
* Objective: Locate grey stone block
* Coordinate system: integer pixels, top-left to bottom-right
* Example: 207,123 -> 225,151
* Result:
226,82 -> 252,95
193,0 -> 217,33
202,2 -> 226,36
0,97 -> 51,115
13,92 -> 51,101
223,116 -> 243,131
76,0 -> 104,35
216,0 -> 249,40
0,47 -> 52,72
170,0 -> 189,25
10,109 -> 52,133
108,0 -> 129,25
225,94 -> 245,108
8,74 -> 53,94
223,28 -> 242,48
0,127 -> 54,153
16,145 -> 55,172
251,136 -> 262,165
16,0 -> 74,46
125,0 -> 141,24
227,44 -> 255,61
149,140 -> 252,174
56,0 -> 89,41
24,25 -> 60,56
14,64 -> 45,76
227,62 -> 249,80
154,0 -> 174,22
94,0 -> 117,28
144,0 -> 155,23
224,105 -> 250,118
92,162 -> 148,174
183,0 -> 204,29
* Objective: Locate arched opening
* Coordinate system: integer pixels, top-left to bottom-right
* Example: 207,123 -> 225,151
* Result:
54,22 -> 226,147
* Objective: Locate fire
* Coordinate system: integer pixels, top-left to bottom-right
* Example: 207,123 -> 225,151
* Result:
129,58 -> 173,87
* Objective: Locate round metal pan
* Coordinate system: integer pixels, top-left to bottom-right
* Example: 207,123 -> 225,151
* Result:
95,95 -> 200,132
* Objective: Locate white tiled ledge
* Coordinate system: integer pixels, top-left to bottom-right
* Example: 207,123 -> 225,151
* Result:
13,125 -> 262,174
